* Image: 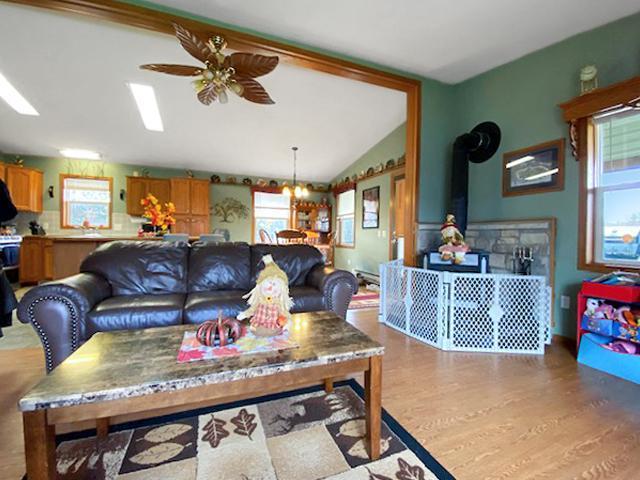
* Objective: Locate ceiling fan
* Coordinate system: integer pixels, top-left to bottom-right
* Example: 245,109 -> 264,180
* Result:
140,23 -> 279,105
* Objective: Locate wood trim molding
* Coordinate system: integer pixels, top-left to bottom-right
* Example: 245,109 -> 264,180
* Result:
9,0 -> 422,265
559,75 -> 640,161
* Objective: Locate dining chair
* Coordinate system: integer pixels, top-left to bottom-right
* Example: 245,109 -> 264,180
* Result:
199,233 -> 226,243
276,229 -> 307,245
259,229 -> 274,244
163,233 -> 189,243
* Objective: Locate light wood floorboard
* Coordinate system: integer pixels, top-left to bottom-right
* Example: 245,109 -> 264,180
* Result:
1,309 -> 639,479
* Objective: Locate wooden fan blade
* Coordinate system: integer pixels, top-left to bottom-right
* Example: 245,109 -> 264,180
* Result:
140,64 -> 203,76
227,53 -> 279,78
235,77 -> 275,104
197,83 -> 217,105
172,23 -> 215,64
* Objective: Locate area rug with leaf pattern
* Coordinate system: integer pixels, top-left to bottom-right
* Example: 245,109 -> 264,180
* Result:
35,380 -> 453,480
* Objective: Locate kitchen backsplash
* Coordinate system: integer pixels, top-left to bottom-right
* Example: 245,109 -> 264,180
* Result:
12,211 -> 143,236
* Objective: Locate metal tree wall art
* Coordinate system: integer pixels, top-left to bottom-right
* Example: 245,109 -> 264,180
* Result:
140,23 -> 279,105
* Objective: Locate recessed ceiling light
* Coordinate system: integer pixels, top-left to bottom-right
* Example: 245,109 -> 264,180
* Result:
506,155 -> 534,169
525,167 -> 559,181
128,83 -> 164,132
0,72 -> 39,116
59,148 -> 101,160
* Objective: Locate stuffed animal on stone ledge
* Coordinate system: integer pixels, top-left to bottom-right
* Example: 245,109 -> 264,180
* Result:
438,214 -> 470,265
238,254 -> 293,337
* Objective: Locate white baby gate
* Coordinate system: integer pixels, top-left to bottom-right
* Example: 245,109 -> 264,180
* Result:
379,261 -> 552,354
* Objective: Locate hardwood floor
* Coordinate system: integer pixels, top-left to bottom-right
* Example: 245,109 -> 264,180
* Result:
2,309 -> 639,479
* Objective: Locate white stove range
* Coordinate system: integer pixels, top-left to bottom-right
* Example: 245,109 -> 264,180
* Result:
0,235 -> 22,270
0,235 -> 22,245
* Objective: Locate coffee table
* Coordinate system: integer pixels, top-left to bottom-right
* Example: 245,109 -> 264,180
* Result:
19,311 -> 384,480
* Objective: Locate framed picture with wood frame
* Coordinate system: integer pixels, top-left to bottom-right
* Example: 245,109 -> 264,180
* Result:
502,138 -> 565,197
362,186 -> 380,229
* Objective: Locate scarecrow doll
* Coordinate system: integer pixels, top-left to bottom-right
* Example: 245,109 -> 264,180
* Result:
238,254 -> 293,336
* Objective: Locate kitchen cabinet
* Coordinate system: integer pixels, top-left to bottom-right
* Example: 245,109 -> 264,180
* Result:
19,236 -> 52,285
6,165 -> 42,213
126,176 -> 171,216
0,163 -> 5,182
170,177 -> 210,236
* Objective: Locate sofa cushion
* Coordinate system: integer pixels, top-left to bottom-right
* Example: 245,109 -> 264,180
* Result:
290,286 -> 325,313
183,291 -> 247,325
86,293 -> 185,335
188,242 -> 251,292
251,245 -> 324,287
81,241 -> 189,295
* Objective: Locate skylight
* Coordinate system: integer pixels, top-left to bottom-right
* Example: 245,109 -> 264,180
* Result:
128,83 -> 164,132
0,71 -> 39,116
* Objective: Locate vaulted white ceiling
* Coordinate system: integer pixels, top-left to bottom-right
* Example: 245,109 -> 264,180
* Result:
151,0 -> 640,83
0,3 -> 406,182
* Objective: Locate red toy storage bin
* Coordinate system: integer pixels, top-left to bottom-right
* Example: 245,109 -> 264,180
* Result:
576,281 -> 640,349
580,282 -> 640,304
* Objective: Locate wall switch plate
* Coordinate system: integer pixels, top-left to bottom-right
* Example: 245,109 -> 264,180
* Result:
42,222 -> 49,230
114,224 -> 122,231
560,295 -> 571,310
382,230 -> 387,238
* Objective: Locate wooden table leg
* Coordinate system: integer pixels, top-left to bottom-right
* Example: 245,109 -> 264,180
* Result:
365,355 -> 382,460
96,417 -> 110,439
324,378 -> 334,393
23,410 -> 56,480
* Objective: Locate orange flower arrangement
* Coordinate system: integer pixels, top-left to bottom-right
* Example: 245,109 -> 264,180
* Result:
141,194 -> 176,233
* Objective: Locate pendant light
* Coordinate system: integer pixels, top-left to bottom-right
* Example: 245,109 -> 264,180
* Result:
282,146 -> 309,199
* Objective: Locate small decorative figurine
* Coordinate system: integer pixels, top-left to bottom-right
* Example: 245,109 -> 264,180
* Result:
238,254 -> 293,337
269,180 -> 279,187
211,174 -> 221,183
242,177 -> 252,186
580,65 -> 598,94
438,214 -> 469,265
196,312 -> 245,347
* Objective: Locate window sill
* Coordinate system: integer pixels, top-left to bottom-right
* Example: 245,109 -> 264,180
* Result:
336,244 -> 355,249
578,260 -> 640,274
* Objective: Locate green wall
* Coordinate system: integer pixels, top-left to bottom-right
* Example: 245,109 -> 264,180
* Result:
332,124 -> 406,273
7,154 -> 329,242
453,12 -> 640,337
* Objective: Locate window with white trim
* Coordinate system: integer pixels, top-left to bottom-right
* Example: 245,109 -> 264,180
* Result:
253,191 -> 291,243
336,189 -> 355,247
591,109 -> 640,267
61,175 -> 112,229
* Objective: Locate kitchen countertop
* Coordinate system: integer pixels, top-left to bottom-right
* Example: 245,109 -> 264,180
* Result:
22,234 -> 198,242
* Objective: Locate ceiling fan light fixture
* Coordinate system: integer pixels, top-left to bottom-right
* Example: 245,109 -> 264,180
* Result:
139,24 -> 278,106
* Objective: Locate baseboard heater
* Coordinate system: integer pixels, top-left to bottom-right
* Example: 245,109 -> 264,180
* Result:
354,269 -> 380,286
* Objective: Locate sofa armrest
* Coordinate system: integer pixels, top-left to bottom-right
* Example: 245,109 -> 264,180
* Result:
307,265 -> 358,318
17,273 -> 111,372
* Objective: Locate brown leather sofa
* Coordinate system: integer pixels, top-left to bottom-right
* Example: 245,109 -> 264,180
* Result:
18,240 -> 358,372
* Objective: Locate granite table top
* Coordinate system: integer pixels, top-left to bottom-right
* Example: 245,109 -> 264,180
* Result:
19,311 -> 384,412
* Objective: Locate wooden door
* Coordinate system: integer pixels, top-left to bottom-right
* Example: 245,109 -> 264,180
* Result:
43,239 -> 53,280
126,177 -> 147,216
190,179 -> 210,215
172,214 -> 191,234
0,163 -> 5,182
148,179 -> 171,206
170,178 -> 191,214
190,215 -> 210,236
6,166 -> 32,211
390,175 -> 406,260
29,170 -> 43,213
19,237 -> 43,285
